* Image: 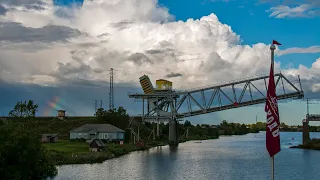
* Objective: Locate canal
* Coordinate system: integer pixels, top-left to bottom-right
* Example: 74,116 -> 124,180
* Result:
54,132 -> 320,180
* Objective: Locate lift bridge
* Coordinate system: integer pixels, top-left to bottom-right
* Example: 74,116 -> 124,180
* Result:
128,73 -> 304,144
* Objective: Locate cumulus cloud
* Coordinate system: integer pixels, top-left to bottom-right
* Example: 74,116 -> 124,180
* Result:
0,0 -> 319,94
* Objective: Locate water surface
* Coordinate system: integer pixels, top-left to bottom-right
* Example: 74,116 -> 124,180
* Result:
55,132 -> 320,180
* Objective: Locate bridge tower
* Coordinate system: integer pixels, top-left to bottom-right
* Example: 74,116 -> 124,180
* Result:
303,114 -> 320,144
302,99 -> 320,144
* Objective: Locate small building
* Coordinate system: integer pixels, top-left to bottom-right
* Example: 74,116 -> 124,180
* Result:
87,139 -> 107,152
57,110 -> 66,120
69,124 -> 125,142
156,79 -> 172,90
42,134 -> 59,143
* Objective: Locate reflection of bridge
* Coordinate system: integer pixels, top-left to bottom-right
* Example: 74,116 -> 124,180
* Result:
129,72 -> 304,144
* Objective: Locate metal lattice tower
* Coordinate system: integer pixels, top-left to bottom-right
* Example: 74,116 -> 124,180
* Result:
109,68 -> 114,110
95,100 -> 97,113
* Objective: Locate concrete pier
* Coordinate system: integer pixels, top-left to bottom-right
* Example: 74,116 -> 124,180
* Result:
169,119 -> 179,145
302,119 -> 310,144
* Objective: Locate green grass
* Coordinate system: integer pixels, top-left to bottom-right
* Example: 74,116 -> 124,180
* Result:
43,140 -> 89,153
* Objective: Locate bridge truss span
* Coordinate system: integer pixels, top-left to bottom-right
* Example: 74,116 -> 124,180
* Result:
128,73 -> 304,121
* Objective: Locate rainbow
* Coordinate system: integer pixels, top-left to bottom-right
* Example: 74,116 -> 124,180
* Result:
43,96 -> 65,116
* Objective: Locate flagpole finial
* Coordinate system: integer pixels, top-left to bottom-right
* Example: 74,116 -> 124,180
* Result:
270,44 -> 276,51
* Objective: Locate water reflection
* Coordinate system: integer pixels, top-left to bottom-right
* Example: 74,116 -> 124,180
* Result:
55,132 -> 320,180
169,144 -> 179,154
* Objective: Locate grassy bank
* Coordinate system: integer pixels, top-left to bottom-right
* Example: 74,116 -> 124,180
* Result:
290,139 -> 320,151
44,140 -> 169,165
44,136 -> 219,166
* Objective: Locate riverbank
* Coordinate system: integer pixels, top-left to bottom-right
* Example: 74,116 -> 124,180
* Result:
290,139 -> 320,150
45,136 -> 219,166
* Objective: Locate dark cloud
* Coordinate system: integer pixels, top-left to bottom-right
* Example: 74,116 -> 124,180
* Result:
111,20 -> 133,30
165,72 -> 183,78
56,62 -> 92,76
0,5 -> 7,15
0,0 -> 46,10
76,42 -> 102,48
145,49 -> 164,54
0,22 -> 81,43
128,52 -> 152,65
97,32 -> 109,38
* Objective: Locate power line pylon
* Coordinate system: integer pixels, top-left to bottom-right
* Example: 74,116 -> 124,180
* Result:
109,68 -> 114,110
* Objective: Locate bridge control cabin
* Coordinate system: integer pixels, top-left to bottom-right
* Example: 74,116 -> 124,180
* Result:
156,79 -> 172,91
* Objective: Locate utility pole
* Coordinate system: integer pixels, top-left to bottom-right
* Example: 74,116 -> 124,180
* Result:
109,68 -> 114,110
307,98 -> 309,115
94,100 -> 97,114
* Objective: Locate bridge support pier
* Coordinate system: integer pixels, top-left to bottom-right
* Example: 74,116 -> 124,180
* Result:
157,121 -> 160,137
302,120 -> 310,144
169,119 -> 179,145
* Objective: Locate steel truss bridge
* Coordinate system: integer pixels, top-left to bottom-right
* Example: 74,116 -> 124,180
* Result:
128,73 -> 304,122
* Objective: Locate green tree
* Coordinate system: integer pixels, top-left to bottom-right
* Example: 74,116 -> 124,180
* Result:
8,100 -> 38,126
184,120 -> 192,127
0,125 -> 57,180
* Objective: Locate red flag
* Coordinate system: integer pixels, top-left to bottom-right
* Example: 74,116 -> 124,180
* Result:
265,63 -> 281,157
272,40 -> 281,45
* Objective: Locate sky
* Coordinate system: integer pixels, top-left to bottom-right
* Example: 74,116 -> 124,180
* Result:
0,0 -> 320,125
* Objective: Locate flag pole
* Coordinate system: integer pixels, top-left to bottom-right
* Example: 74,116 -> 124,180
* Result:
270,43 -> 276,180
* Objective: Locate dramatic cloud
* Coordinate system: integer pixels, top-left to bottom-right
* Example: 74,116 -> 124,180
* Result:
0,0 -> 319,94
165,72 -> 183,78
0,22 -> 81,42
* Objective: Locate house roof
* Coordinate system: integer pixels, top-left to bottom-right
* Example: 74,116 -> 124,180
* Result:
88,139 -> 106,147
69,124 -> 125,133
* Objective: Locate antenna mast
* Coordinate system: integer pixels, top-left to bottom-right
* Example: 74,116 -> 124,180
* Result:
109,68 -> 114,110
307,98 -> 309,115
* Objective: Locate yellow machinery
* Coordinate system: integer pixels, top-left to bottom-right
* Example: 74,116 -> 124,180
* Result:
139,75 -> 154,94
156,79 -> 172,90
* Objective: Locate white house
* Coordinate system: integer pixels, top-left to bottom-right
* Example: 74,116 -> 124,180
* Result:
69,124 -> 125,141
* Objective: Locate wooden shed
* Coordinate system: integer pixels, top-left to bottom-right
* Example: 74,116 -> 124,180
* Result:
42,134 -> 59,143
87,139 -> 107,152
